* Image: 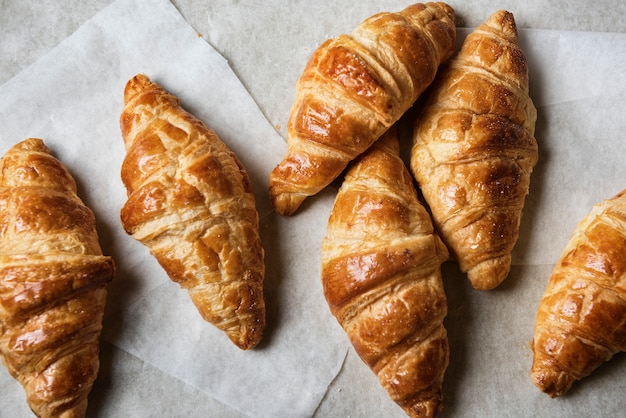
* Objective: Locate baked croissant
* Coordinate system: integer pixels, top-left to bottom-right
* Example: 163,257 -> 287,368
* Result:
0,138 -> 114,417
410,10 -> 538,290
531,190 -> 626,397
269,2 -> 457,216
120,74 -> 265,350
321,128 -> 449,417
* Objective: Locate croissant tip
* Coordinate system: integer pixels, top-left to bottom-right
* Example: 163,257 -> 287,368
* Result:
485,10 -> 518,40
227,327 -> 264,350
232,336 -> 261,350
10,138 -> 49,154
269,190 -> 305,216
124,73 -> 152,102
466,255 -> 511,290
531,368 -> 574,398
433,2 -> 455,21
401,395 -> 444,418
407,3 -> 454,25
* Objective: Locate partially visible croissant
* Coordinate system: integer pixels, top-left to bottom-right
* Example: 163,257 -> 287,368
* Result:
0,138 -> 114,417
269,2 -> 456,216
410,10 -> 538,290
120,74 -> 265,350
321,128 -> 449,417
531,190 -> 626,397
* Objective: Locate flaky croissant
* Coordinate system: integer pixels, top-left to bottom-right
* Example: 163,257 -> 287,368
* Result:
119,74 -> 265,350
410,10 -> 538,290
531,190 -> 626,397
269,2 -> 457,216
0,138 -> 114,417
321,128 -> 449,417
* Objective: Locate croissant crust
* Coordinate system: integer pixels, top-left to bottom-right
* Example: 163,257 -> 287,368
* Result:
321,128 -> 449,417
531,190 -> 626,397
269,2 -> 456,215
0,138 -> 114,417
119,74 -> 265,350
410,10 -> 538,290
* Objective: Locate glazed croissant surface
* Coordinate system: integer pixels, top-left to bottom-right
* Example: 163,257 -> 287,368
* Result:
321,128 -> 449,417
531,190 -> 626,397
120,74 -> 265,350
0,138 -> 114,417
269,2 -> 457,216
410,10 -> 538,290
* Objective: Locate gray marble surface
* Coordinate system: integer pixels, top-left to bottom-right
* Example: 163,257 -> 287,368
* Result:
1,1 -> 625,417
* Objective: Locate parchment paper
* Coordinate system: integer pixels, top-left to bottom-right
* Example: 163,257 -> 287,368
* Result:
0,0 -> 347,417
1,0 -> 626,417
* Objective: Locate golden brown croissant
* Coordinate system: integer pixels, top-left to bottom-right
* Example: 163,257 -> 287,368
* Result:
269,2 -> 457,216
531,190 -> 626,397
119,74 -> 265,350
410,10 -> 538,290
321,128 -> 449,417
0,138 -> 114,417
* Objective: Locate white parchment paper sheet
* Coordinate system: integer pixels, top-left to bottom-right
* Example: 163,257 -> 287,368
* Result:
0,0 -> 347,416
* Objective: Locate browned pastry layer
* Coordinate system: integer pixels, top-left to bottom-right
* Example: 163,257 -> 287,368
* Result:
0,138 -> 114,417
411,10 -> 538,290
531,190 -> 626,397
120,74 -> 265,350
321,128 -> 449,417
269,2 -> 456,215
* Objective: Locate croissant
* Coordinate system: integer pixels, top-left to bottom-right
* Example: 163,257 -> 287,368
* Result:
0,138 -> 114,417
321,128 -> 449,417
531,190 -> 626,397
269,2 -> 456,216
119,74 -> 265,350
410,10 -> 538,290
